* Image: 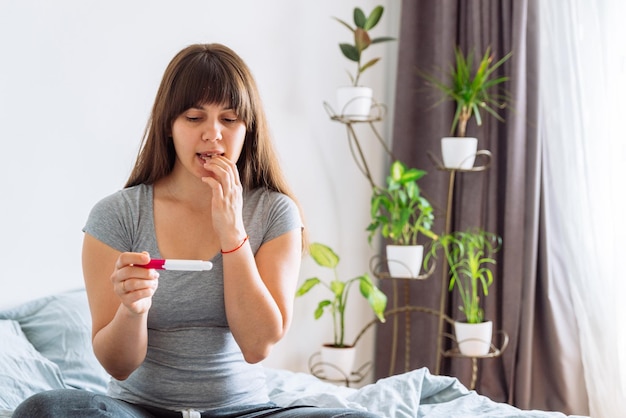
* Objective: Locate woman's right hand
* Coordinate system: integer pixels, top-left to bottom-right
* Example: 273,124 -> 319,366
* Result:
111,251 -> 159,315
83,235 -> 154,379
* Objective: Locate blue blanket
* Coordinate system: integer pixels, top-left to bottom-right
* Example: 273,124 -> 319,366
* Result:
265,367 -> 586,418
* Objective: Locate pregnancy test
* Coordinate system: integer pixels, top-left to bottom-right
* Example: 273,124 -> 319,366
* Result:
137,259 -> 213,271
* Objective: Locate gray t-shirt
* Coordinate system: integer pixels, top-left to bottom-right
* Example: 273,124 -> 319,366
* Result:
83,183 -> 301,411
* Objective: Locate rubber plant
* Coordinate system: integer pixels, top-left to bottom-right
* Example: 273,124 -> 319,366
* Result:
334,5 -> 396,86
296,242 -> 387,348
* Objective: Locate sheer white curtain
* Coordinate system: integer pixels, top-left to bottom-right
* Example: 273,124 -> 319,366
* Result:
539,1 -> 626,417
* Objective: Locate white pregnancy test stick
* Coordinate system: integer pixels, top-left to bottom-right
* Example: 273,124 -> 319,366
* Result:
138,259 -> 213,271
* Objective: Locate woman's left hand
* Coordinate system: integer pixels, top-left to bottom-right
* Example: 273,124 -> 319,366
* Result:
201,156 -> 246,245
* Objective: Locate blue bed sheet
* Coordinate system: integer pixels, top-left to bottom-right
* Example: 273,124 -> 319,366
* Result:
264,367 -> 588,418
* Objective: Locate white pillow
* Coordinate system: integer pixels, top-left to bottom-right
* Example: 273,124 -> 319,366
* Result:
0,288 -> 109,393
0,319 -> 66,411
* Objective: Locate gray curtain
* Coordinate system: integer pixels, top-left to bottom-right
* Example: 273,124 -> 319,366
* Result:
374,0 -> 588,414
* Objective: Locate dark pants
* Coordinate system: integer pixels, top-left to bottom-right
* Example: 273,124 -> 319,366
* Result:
12,389 -> 381,418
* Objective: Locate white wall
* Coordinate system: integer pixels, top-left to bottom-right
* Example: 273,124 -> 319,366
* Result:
0,0 -> 400,379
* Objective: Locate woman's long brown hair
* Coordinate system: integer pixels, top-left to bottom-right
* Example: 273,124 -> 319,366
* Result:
125,43 -> 307,248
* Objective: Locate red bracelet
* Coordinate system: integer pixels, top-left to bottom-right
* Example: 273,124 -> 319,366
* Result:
221,235 -> 249,254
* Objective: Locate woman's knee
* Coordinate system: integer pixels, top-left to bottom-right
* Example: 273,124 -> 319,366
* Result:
12,389 -> 152,418
13,389 -> 77,417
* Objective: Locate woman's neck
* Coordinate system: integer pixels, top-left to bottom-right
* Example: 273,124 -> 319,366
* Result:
155,171 -> 213,212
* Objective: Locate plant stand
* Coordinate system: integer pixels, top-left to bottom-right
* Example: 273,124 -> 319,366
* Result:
325,106 -> 509,391
441,330 -> 509,389
308,351 -> 372,388
428,150 -> 496,376
323,101 -> 391,189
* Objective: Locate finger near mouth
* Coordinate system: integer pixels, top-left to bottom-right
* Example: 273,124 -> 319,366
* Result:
198,153 -> 225,162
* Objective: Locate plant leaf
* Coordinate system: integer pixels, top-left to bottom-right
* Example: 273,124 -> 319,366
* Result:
309,242 -> 339,268
354,28 -> 371,53
354,7 -> 367,28
364,5 -> 383,30
339,43 -> 360,62
295,277 -> 321,296
314,300 -> 331,319
390,160 -> 405,181
332,17 -> 355,33
330,279 -> 345,299
358,274 -> 387,322
359,57 -> 380,74
371,36 -> 396,44
400,168 -> 426,184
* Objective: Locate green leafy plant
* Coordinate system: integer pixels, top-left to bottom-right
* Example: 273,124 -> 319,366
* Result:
367,160 -> 437,246
418,46 -> 512,137
334,5 -> 396,86
424,227 -> 502,323
296,242 -> 387,348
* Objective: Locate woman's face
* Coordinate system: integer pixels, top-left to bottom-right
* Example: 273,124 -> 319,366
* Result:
170,102 -> 247,179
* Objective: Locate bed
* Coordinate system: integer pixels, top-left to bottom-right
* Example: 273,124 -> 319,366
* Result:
0,289 -> 586,418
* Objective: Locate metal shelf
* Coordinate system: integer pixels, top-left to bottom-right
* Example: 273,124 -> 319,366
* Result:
326,105 -> 508,390
308,351 -> 372,388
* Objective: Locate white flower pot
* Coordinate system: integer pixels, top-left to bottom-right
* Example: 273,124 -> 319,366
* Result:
386,245 -> 424,279
336,86 -> 373,120
441,137 -> 478,169
320,344 -> 356,381
454,320 -> 493,356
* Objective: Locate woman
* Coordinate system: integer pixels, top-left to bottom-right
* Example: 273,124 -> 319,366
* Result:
13,44 -> 380,417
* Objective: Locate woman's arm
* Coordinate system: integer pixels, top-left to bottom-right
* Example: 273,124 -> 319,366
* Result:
82,233 -> 159,380
222,228 -> 302,363
201,154 -> 302,362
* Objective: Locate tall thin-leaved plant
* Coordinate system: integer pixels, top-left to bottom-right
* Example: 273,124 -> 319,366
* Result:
425,227 -> 501,323
418,46 -> 512,137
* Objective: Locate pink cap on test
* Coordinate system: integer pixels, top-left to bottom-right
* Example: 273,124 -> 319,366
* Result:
138,259 -> 166,269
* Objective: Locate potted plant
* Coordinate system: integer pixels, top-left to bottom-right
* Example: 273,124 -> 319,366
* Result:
333,5 -> 395,119
296,242 -> 387,380
418,46 -> 512,169
424,227 -> 501,356
367,160 -> 438,279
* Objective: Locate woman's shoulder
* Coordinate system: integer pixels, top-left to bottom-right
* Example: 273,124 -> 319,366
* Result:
93,184 -> 151,207
83,184 -> 153,251
86,184 -> 152,223
244,188 -> 296,210
243,188 -> 300,225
